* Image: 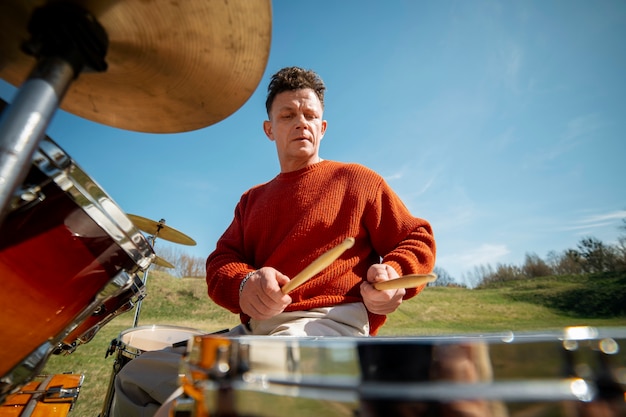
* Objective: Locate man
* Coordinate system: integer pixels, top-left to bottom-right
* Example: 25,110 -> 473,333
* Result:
205,66 -> 436,336
113,66 -> 435,416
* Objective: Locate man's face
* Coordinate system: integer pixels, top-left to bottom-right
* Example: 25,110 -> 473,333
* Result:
263,88 -> 327,172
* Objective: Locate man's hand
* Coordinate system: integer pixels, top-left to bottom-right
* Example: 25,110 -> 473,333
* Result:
360,263 -> 405,315
239,267 -> 292,320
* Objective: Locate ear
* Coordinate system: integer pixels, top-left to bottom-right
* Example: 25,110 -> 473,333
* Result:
263,120 -> 274,141
320,119 -> 328,138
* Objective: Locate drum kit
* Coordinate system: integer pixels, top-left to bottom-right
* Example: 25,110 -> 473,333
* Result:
1,2 -> 625,417
0,0 -> 271,414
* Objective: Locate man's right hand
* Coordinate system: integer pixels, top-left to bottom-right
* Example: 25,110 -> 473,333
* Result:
239,267 -> 292,320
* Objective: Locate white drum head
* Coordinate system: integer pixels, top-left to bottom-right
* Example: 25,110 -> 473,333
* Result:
120,325 -> 206,353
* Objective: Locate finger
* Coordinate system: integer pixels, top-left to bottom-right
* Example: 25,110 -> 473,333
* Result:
255,289 -> 287,311
248,295 -> 285,320
367,264 -> 387,282
385,264 -> 399,279
243,300 -> 266,320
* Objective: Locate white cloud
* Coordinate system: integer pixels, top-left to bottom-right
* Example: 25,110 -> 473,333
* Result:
388,163 -> 438,202
437,243 -> 511,285
384,171 -> 404,181
455,243 -> 511,267
577,210 -> 626,224
538,113 -> 605,164
560,210 -> 626,232
562,113 -> 604,144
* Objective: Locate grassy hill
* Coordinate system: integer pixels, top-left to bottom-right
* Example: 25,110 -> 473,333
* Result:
39,271 -> 624,416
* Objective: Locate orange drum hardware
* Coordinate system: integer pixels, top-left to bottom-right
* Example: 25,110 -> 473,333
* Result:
0,373 -> 83,417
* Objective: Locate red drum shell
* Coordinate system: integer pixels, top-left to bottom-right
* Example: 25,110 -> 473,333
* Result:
0,181 -> 137,375
0,135 -> 153,397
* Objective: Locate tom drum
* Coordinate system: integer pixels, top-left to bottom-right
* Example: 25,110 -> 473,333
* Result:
0,134 -> 154,401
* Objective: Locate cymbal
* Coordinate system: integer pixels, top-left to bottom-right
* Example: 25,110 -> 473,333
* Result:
0,1 -> 271,133
153,256 -> 175,269
127,214 -> 196,246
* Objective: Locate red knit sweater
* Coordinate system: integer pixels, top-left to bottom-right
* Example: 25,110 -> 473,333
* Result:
206,160 -> 436,335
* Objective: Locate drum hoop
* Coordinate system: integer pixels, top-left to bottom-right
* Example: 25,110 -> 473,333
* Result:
61,273 -> 147,351
118,345 -> 144,360
34,137 -> 154,271
119,324 -> 208,337
116,324 -> 207,356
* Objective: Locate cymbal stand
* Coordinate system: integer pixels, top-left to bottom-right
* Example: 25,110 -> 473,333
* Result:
132,219 -> 167,327
0,3 -> 108,225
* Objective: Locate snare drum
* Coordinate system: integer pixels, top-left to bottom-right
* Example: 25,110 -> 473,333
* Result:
100,325 -> 206,417
113,325 -> 208,361
0,134 -> 154,401
174,326 -> 626,417
0,373 -> 83,417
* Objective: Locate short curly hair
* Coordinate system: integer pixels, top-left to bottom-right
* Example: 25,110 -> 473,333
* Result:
265,66 -> 326,116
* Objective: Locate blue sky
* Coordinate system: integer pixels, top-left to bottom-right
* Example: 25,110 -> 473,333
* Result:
1,1 -> 625,286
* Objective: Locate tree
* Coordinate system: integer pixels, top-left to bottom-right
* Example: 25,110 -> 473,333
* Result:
177,253 -> 206,278
546,249 -> 583,275
431,266 -> 461,287
616,217 -> 626,271
522,252 -> 553,278
151,246 -> 205,278
576,236 -> 616,273
493,263 -> 524,281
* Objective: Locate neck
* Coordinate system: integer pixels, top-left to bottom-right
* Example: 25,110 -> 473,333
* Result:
280,156 -> 323,173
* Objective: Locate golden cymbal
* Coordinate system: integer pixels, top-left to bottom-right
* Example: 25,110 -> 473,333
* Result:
127,214 -> 196,246
0,1 -> 271,133
153,256 -> 175,269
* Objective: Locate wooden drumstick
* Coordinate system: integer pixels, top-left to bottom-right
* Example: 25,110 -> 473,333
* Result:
373,272 -> 437,290
281,237 -> 356,294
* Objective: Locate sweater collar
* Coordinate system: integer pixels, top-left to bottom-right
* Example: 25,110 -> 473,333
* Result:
275,159 -> 330,181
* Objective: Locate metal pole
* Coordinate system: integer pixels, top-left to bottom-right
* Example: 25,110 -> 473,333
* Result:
132,233 -> 159,327
0,58 -> 74,223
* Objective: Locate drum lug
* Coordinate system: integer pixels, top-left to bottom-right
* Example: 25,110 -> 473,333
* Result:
92,304 -> 108,316
105,339 -> 120,359
12,184 -> 46,212
52,342 -> 77,356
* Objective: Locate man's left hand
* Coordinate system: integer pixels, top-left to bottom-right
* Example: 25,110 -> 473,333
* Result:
360,264 -> 405,315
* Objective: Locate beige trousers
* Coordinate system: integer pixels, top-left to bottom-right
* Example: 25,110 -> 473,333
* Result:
112,303 -> 369,417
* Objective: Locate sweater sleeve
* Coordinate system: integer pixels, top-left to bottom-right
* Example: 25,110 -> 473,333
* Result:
365,176 -> 436,298
205,199 -> 253,315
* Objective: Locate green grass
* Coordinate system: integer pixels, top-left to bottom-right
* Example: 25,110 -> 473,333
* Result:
38,271 -> 625,416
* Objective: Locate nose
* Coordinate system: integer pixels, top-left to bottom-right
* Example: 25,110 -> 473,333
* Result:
294,113 -> 308,129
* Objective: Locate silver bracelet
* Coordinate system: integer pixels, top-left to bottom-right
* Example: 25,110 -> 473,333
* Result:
239,271 -> 255,295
